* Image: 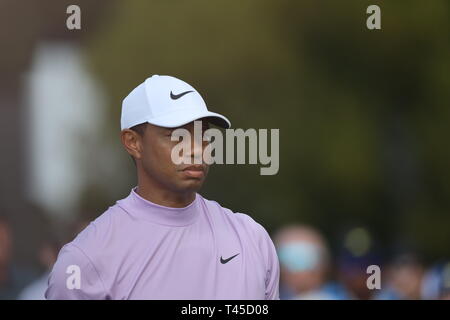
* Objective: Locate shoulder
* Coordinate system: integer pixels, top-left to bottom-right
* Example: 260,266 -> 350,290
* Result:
70,203 -> 128,256
46,201 -> 135,300
51,203 -> 125,276
198,195 -> 272,245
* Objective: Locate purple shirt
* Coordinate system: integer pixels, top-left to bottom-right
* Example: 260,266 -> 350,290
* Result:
45,187 -> 280,299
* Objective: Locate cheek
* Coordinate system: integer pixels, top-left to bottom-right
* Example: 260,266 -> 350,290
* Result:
161,141 -> 180,167
142,140 -> 178,173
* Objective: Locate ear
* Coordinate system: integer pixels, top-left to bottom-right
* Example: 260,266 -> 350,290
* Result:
120,129 -> 143,161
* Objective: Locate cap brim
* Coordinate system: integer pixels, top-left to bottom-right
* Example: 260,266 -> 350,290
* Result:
146,108 -> 231,129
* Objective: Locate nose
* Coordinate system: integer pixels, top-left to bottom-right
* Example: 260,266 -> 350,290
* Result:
189,133 -> 207,164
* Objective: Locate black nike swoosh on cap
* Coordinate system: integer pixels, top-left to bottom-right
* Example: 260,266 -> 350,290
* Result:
220,253 -> 240,264
170,90 -> 194,100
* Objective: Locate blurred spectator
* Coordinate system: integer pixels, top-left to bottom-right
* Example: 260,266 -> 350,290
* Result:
0,214 -> 36,299
421,261 -> 450,300
336,226 -> 381,300
18,236 -> 60,300
17,216 -> 90,300
274,224 -> 350,300
374,253 -> 424,300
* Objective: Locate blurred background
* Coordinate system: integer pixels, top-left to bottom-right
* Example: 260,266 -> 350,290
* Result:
1,0 -> 449,299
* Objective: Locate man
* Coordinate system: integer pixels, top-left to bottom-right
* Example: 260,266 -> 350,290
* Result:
0,214 -> 37,299
274,225 -> 349,300
45,75 -> 280,299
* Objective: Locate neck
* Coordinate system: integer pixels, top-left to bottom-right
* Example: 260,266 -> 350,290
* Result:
136,171 -> 196,208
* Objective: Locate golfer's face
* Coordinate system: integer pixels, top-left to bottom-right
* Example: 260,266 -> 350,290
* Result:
141,121 -> 210,192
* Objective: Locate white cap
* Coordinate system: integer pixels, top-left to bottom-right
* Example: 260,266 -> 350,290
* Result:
121,75 -> 231,130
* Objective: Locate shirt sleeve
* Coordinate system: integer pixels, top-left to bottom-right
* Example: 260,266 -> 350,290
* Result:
45,243 -> 108,300
254,222 -> 280,300
264,230 -> 281,300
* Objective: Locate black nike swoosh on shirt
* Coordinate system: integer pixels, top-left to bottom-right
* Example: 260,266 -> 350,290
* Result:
170,90 -> 194,100
220,253 -> 240,264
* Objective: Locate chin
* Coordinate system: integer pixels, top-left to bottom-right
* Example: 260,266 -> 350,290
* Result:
178,179 -> 205,192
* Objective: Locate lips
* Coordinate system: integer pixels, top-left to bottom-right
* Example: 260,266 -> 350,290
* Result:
181,164 -> 206,178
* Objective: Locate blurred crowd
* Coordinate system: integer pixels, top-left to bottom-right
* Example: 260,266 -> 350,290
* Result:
0,214 -> 88,300
1,212 -> 449,300
274,225 -> 450,300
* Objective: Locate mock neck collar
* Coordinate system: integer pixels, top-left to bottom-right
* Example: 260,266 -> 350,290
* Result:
117,187 -> 200,227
